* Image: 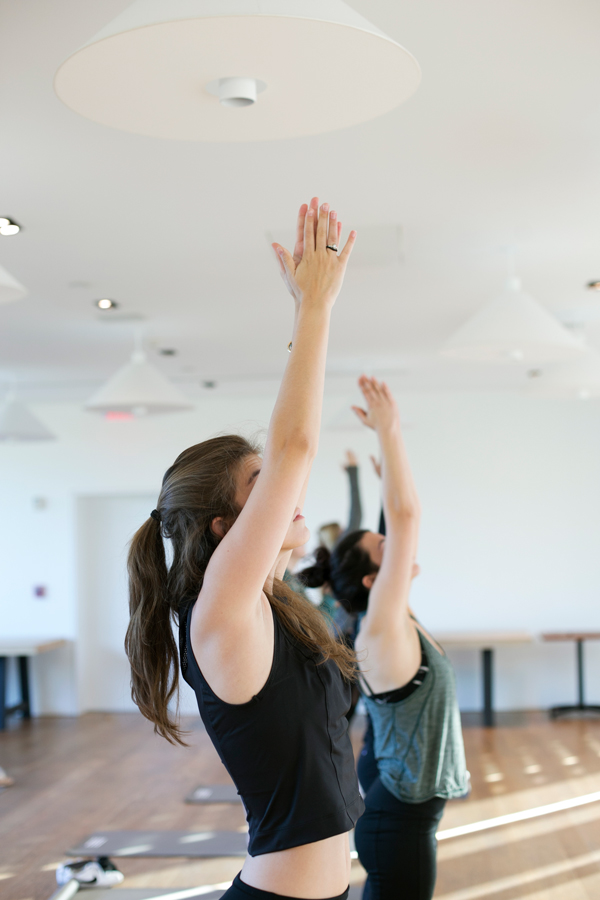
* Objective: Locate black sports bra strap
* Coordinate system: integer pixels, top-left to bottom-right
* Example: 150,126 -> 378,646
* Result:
357,669 -> 376,698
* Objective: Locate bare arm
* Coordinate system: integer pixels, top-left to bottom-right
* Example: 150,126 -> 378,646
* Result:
352,377 -> 420,636
199,201 -> 356,629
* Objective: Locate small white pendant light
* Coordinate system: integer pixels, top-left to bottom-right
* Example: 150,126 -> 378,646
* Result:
85,346 -> 193,416
54,0 -> 421,142
0,394 -> 55,441
526,347 -> 600,399
0,263 -> 27,305
442,273 -> 584,365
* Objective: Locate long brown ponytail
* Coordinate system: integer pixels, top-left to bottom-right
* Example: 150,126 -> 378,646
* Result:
125,435 -> 356,745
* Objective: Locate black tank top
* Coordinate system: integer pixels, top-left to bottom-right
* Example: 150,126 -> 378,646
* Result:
180,603 -> 364,857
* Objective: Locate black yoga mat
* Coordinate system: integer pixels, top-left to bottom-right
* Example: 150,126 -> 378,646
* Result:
185,784 -> 240,804
67,829 -> 248,858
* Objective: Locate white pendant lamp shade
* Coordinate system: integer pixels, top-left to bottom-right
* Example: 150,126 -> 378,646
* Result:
85,351 -> 193,415
54,0 -> 421,142
0,398 -> 55,441
0,263 -> 27,305
527,347 -> 600,399
442,277 -> 584,365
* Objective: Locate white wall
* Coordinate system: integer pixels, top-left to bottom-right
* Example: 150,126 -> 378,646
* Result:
1,389 -> 599,715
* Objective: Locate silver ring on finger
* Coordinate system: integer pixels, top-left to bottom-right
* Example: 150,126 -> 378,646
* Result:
326,244 -> 338,252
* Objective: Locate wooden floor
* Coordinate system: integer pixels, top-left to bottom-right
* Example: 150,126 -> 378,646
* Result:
2,711 -> 600,900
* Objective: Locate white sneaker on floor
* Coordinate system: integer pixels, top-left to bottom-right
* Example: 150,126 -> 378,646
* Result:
56,857 -> 124,888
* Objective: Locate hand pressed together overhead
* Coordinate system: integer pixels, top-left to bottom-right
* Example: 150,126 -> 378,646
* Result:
272,196 -> 356,307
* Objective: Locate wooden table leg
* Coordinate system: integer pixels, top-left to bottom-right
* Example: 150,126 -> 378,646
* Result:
482,648 -> 494,727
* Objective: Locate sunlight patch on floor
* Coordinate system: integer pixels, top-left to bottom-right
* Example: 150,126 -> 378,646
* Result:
435,849 -> 600,900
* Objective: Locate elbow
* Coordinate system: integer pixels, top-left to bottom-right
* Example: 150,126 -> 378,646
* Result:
273,430 -> 318,462
385,505 -> 420,527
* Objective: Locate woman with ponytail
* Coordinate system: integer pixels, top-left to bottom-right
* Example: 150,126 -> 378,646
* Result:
300,377 -> 468,900
125,198 -> 361,900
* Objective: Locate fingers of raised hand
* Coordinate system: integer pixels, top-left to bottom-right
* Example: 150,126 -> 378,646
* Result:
316,203 -> 330,249
367,376 -> 383,396
380,381 -> 393,401
351,405 -> 368,424
339,229 -> 357,264
358,374 -> 375,396
293,203 -> 308,264
272,244 -> 286,275
370,455 -> 381,475
304,205 -> 316,255
327,209 -> 338,250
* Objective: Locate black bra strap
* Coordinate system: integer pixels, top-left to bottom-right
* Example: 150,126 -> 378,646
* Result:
357,668 -> 375,698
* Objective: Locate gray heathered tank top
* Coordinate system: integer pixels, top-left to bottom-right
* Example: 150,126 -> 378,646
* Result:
361,627 -> 469,803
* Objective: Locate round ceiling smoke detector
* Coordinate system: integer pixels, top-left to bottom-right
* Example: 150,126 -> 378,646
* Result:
206,77 -> 267,108
53,0 -> 421,142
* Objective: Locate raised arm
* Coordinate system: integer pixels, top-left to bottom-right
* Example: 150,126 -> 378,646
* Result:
199,200 -> 356,629
343,450 -> 363,534
352,377 -> 420,637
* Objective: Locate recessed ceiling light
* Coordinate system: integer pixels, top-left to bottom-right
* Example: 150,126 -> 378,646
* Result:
587,280 -> 600,290
159,348 -> 177,356
0,218 -> 21,236
95,298 -> 118,310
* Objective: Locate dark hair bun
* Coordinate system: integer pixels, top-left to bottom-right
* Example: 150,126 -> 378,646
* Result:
298,545 -> 332,588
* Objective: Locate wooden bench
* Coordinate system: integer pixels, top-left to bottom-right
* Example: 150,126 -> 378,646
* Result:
0,639 -> 67,729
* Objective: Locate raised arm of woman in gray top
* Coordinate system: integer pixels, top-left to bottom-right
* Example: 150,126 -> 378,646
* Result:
343,450 -> 362,534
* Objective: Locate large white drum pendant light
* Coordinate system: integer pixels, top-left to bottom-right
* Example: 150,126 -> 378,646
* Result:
54,0 -> 421,142
526,347 -> 600,399
442,276 -> 584,365
0,397 -> 55,441
85,350 -> 193,416
0,263 -> 27,305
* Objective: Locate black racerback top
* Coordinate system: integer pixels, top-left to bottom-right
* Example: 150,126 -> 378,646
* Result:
180,602 -> 364,857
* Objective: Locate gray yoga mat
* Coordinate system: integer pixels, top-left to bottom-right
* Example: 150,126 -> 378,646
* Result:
185,784 -> 241,804
67,830 -> 248,858
82,892 -> 226,900
78,888 -> 363,900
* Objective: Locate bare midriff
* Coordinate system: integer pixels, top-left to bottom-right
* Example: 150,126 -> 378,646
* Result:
240,832 -> 351,899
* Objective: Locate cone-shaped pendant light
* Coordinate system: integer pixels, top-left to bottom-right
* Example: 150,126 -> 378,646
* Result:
54,0 -> 421,142
0,263 -> 27,305
526,347 -> 600,399
0,396 -> 55,441
85,350 -> 193,415
442,276 -> 584,365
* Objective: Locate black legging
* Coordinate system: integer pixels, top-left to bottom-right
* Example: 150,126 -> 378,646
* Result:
355,718 -> 446,900
222,873 -> 348,900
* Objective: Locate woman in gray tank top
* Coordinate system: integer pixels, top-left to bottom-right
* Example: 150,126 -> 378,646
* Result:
300,376 -> 468,900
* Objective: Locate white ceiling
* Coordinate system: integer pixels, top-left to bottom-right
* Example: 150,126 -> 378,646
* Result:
2,0 -> 600,402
